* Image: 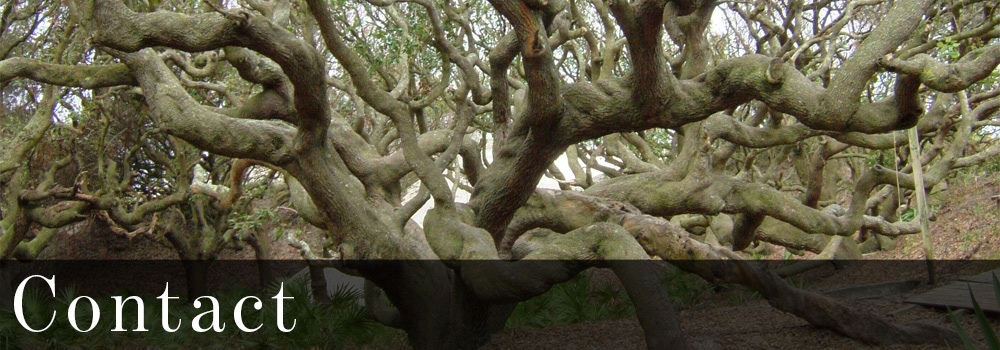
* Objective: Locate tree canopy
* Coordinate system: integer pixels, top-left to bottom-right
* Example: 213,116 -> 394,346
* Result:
2,0 -> 1000,348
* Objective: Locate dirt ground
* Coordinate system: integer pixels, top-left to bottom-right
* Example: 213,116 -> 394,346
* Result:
485,261 -> 1000,350
871,175 -> 1000,260
484,175 -> 1000,350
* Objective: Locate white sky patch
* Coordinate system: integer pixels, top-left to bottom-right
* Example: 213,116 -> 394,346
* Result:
406,134 -> 616,225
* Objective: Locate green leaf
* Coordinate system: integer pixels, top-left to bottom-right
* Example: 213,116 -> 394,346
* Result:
948,306 -> 977,349
968,283 -> 1000,349
901,209 -> 916,222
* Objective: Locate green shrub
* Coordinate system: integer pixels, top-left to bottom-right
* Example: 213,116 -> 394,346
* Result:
506,272 -> 635,329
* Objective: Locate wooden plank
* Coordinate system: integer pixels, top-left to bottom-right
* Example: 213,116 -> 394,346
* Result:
905,281 -> 1000,313
959,268 -> 1000,284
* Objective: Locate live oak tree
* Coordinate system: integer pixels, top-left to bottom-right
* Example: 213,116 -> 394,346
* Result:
0,79 -> 276,297
2,0 -> 1000,348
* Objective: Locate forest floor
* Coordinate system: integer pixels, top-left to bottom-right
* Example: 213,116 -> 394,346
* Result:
484,260 -> 1000,350
483,173 -> 1000,350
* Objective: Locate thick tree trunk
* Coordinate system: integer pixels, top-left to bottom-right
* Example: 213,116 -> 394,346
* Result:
308,263 -> 330,303
360,260 -> 688,350
256,257 -> 274,291
611,261 -> 689,350
181,259 -> 212,300
247,233 -> 274,291
355,261 -> 519,349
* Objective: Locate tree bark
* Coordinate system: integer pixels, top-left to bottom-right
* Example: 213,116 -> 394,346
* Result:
247,232 -> 274,291
182,259 -> 213,300
359,261 -> 513,350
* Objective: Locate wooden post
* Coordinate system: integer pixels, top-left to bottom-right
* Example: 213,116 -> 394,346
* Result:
907,127 -> 936,285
